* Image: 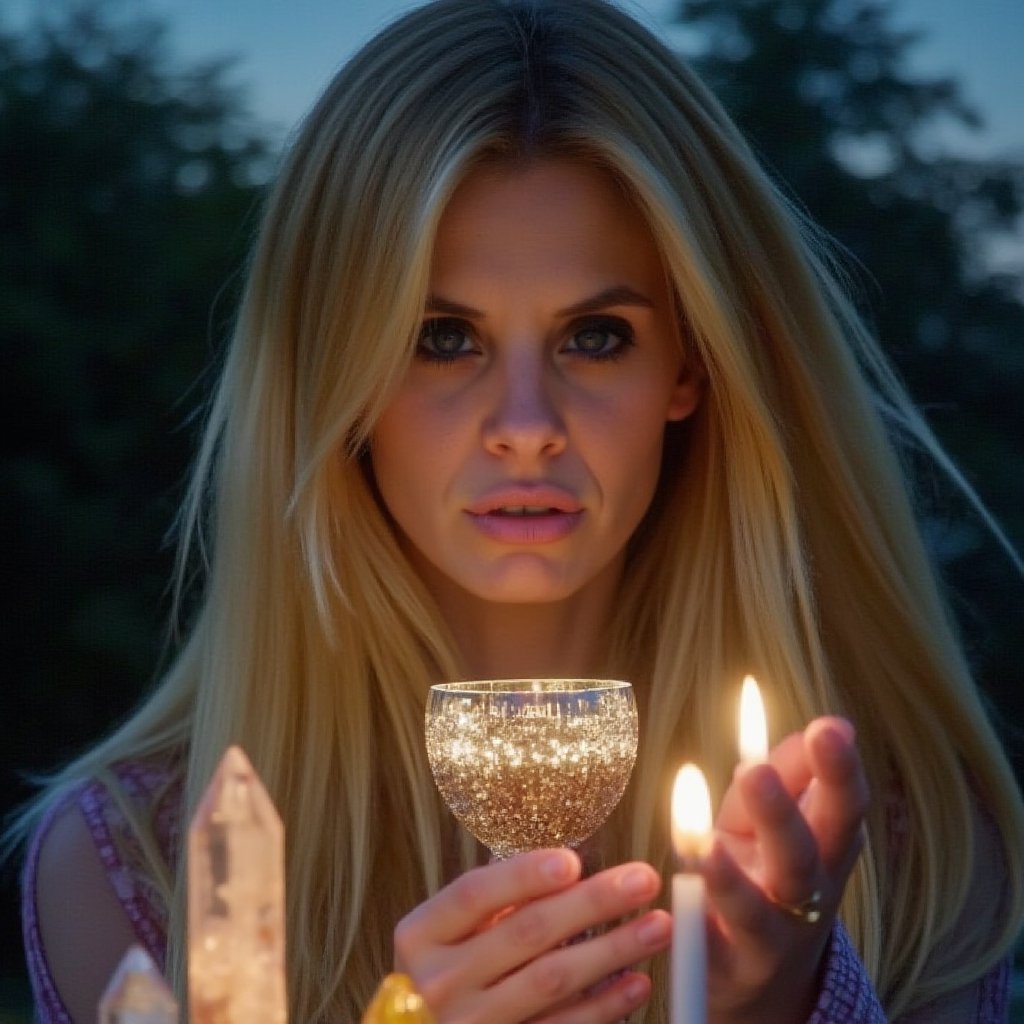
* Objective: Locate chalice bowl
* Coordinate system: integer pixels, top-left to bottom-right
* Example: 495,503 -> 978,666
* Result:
425,679 -> 638,858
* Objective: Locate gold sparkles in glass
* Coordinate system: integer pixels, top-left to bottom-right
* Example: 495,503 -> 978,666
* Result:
425,679 -> 638,858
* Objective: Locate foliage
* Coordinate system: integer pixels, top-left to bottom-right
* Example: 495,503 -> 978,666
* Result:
1,0 -> 1022,993
0,0 -> 271,973
675,0 -> 1024,738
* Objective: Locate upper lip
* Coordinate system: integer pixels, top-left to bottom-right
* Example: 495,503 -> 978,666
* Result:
465,485 -> 583,515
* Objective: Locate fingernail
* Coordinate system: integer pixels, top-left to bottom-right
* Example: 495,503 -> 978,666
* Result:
624,977 -> 647,1004
636,913 -> 671,946
620,865 -> 655,896
753,769 -> 781,802
817,725 -> 849,767
542,850 -> 577,883
827,717 -> 856,743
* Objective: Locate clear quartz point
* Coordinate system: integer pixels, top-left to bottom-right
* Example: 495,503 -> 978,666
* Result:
188,745 -> 287,1024
98,945 -> 177,1024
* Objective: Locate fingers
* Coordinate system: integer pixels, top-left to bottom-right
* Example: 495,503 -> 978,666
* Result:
703,835 -> 832,949
716,731 -> 808,831
801,718 -> 869,870
482,909 -> 670,1023
471,862 -> 666,985
396,848 -> 581,959
719,717 -> 858,821
709,716 -> 867,938
718,718 -> 865,859
703,840 -> 831,1020
704,838 -> 783,947
395,854 -> 669,1024
539,970 -> 652,1024
736,763 -> 822,910
701,717 -> 866,1020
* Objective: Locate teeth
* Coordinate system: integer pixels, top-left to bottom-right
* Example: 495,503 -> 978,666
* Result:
496,506 -> 556,516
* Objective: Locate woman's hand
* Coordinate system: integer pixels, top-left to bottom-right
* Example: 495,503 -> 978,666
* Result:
393,849 -> 672,1024
703,716 -> 869,1024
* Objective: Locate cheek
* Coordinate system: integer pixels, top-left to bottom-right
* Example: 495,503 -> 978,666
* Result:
581,391 -> 673,510
589,376 -> 679,453
377,383 -> 469,452
370,389 -> 468,520
369,398 -> 426,506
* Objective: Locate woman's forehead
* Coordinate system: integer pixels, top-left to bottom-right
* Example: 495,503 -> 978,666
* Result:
429,158 -> 664,292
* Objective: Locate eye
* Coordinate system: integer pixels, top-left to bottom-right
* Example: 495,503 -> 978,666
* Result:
416,317 -> 476,363
563,317 -> 635,361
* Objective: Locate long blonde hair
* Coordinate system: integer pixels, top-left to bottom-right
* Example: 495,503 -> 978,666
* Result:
10,1 -> 1023,1020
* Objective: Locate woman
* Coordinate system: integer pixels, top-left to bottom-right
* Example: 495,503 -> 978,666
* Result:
11,1 -> 1024,1022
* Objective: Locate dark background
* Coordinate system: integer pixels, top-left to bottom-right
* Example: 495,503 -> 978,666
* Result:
2,0 -> 1021,1016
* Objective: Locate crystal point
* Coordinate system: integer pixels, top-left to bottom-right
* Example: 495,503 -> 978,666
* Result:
188,745 -> 286,1024
98,945 -> 177,1024
362,975 -> 435,1024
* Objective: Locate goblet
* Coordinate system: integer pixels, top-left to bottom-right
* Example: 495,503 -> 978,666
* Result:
425,679 -> 638,859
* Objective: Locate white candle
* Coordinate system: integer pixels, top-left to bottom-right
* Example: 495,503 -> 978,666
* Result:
738,675 -> 768,765
670,764 -> 712,1024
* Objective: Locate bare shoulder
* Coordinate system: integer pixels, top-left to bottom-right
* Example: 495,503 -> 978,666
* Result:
34,800 -> 140,1024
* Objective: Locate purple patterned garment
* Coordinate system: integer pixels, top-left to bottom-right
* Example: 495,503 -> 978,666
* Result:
20,763 -> 1011,1024
21,762 -> 180,1024
808,924 -> 887,1023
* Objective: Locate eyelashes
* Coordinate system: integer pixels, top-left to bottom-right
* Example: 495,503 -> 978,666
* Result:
415,315 -> 636,365
416,317 -> 476,362
563,317 -> 635,360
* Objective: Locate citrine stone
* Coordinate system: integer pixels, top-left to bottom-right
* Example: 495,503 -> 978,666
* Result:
361,975 -> 435,1024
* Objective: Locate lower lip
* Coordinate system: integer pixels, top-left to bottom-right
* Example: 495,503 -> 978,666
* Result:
466,511 -> 584,544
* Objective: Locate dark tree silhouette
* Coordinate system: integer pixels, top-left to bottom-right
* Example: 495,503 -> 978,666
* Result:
0,0 -> 271,987
675,0 -> 1024,743
2,0 -> 1022,1012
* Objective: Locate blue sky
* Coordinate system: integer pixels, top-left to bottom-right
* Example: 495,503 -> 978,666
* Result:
9,0 -> 1020,158
171,0 -> 1024,158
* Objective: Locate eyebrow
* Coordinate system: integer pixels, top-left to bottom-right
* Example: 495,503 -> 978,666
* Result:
424,285 -> 656,319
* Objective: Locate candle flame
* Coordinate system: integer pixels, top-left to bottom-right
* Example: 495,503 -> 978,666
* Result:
671,763 -> 712,866
739,675 -> 768,764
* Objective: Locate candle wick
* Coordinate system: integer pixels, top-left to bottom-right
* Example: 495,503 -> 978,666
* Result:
673,849 -> 708,874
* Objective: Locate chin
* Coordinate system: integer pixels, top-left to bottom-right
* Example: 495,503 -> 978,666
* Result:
466,567 -> 586,606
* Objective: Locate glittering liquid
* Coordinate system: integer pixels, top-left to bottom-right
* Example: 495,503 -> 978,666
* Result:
425,680 -> 638,858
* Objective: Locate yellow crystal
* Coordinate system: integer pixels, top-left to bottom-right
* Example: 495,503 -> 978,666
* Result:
361,975 -> 436,1024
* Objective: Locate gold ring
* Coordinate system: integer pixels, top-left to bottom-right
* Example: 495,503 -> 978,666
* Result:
773,888 -> 823,925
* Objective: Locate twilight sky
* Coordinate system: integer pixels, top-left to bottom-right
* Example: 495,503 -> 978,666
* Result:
9,0 -> 1022,159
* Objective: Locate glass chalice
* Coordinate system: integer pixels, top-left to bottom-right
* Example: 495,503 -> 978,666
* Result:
425,679 -> 638,859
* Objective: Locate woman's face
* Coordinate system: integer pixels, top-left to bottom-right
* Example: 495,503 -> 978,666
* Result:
371,158 -> 702,609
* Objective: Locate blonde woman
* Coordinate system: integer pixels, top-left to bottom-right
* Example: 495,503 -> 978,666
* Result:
10,1 -> 1023,1022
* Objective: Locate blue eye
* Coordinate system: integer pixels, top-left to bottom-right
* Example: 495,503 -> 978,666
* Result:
417,318 -> 475,362
564,317 -> 635,361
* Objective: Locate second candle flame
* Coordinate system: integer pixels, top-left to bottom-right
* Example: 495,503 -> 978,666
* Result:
739,675 -> 768,764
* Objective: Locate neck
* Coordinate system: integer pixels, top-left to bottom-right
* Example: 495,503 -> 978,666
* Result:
423,563 -> 623,681
454,603 -> 604,680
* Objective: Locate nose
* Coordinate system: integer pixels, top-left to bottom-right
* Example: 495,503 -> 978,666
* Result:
481,349 -> 567,460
